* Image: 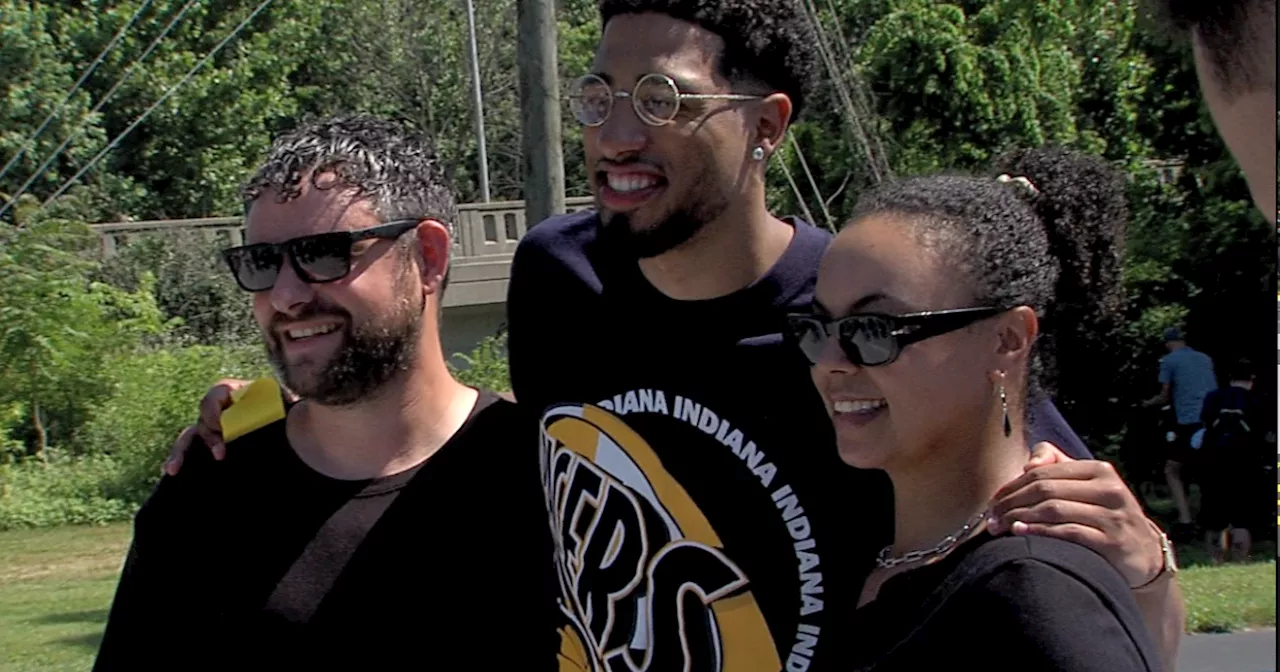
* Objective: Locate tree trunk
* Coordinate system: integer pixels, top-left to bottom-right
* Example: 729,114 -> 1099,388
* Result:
31,398 -> 47,464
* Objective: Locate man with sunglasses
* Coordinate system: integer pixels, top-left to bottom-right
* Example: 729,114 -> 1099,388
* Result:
165,3 -> 1183,670
93,116 -> 557,669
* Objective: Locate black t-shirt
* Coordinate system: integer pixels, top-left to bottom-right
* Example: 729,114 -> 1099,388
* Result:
507,212 -> 1094,671
844,533 -> 1162,671
93,390 -> 558,671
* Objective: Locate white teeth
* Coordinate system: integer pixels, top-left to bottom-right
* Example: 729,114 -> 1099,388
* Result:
287,324 -> 339,339
833,399 -> 887,414
606,173 -> 659,193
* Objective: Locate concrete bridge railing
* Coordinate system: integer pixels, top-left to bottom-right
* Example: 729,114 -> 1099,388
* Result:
88,196 -> 596,308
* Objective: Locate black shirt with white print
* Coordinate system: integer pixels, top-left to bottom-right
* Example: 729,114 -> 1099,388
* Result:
508,211 -> 1093,672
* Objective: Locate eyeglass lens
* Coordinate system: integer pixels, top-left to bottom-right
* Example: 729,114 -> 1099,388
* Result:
570,74 -> 682,126
790,316 -> 899,366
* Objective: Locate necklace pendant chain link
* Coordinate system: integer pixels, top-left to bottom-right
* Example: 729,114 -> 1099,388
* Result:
876,511 -> 988,570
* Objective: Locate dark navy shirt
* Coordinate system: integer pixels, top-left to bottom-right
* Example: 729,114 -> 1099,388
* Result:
507,211 -> 1091,671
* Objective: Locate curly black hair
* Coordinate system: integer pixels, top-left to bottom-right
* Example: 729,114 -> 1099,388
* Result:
847,148 -> 1127,421
1150,0 -> 1276,97
598,0 -> 820,121
242,115 -> 458,233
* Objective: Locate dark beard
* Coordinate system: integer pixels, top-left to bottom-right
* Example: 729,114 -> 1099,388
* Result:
600,207 -> 704,259
597,185 -> 730,259
265,288 -> 422,406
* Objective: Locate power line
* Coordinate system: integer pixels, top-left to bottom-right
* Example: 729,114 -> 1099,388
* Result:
38,0 -> 278,211
40,0 -> 278,210
0,0 -> 155,185
798,0 -> 892,185
820,0 -> 891,171
777,142 -> 821,231
0,0 -> 202,221
789,133 -> 835,231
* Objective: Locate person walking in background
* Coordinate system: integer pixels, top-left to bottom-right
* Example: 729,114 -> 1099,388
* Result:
1144,327 -> 1217,535
1196,358 -> 1272,562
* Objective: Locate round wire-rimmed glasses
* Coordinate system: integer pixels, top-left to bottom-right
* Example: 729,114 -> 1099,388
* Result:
568,72 -> 763,127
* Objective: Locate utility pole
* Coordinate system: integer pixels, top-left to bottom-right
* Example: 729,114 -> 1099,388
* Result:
465,0 -> 491,202
516,0 -> 564,226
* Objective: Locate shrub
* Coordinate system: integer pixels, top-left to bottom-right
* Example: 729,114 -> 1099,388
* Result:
96,229 -> 258,347
448,332 -> 511,393
0,403 -> 25,462
77,345 -> 272,504
0,220 -> 169,455
0,344 -> 271,530
0,452 -> 135,530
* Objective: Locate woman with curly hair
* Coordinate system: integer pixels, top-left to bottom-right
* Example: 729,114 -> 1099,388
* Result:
789,148 -> 1163,670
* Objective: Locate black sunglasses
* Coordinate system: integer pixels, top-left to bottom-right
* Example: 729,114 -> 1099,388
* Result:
784,307 -> 1004,367
221,219 -> 421,292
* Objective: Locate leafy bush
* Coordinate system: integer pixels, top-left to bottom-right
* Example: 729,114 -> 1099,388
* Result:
448,331 -> 511,393
0,344 -> 271,529
96,229 -> 258,347
0,452 -> 135,530
0,220 -> 169,455
0,403 -> 25,462
77,345 -> 271,503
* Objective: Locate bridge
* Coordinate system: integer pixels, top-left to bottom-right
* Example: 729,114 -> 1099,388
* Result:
88,197 -> 596,357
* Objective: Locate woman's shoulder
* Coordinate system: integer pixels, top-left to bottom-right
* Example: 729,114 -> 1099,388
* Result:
941,534 -> 1162,670
855,534 -> 1161,671
958,534 -> 1128,599
945,534 -> 1136,610
966,534 -> 1119,579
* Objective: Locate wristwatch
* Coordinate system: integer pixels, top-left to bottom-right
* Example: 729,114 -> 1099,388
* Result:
1134,521 -> 1178,589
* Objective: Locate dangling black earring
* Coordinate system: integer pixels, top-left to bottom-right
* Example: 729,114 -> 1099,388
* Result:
1000,371 -> 1012,438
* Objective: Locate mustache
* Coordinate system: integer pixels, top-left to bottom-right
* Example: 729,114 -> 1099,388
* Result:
594,158 -> 664,173
267,300 -> 351,334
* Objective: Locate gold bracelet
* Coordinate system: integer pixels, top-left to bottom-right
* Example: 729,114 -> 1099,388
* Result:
1132,519 -> 1178,590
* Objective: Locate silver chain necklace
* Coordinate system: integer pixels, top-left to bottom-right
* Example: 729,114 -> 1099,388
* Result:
876,510 -> 988,569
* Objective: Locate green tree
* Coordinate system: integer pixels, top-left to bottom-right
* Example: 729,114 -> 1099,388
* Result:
96,230 -> 257,347
0,1 -> 107,205
0,220 -> 167,455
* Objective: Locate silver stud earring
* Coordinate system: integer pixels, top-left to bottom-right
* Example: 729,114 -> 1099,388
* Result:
751,146 -> 765,161
999,371 -> 1012,438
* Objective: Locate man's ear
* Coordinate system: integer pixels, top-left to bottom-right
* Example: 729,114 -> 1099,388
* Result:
414,219 -> 451,296
752,92 -> 793,161
994,306 -> 1039,366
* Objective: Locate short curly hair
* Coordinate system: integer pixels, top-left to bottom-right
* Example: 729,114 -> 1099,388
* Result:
598,0 -> 820,121
1151,0 -> 1276,98
242,115 -> 458,234
847,148 -> 1127,420
242,115 -> 458,295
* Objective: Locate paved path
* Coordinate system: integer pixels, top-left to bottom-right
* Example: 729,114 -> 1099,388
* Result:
1178,628 -> 1276,672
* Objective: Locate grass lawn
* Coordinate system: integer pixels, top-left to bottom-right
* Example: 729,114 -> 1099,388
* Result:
0,523 -> 1275,669
1179,558 -> 1277,633
0,524 -> 130,672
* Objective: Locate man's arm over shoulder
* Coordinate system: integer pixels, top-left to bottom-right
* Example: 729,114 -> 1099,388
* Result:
93,451 -> 219,669
964,544 -> 1162,671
